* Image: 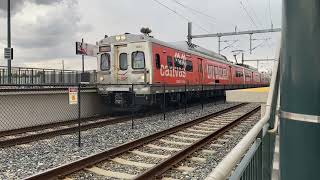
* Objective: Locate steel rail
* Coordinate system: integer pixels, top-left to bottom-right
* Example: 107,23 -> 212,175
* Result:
24,103 -> 246,180
0,116 -> 130,148
135,106 -> 261,179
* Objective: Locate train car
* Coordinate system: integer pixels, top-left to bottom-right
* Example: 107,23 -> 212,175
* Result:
96,33 -> 269,108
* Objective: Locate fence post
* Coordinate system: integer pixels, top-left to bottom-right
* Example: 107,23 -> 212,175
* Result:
184,84 -> 187,113
163,84 -> 166,121
201,84 -> 204,111
131,84 -> 135,129
31,69 -> 34,84
18,68 -> 21,84
77,83 -> 81,147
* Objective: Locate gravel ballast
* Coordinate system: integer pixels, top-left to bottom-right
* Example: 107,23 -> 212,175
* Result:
0,102 -> 239,179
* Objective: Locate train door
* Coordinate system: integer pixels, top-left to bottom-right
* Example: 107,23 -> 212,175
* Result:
115,45 -> 130,84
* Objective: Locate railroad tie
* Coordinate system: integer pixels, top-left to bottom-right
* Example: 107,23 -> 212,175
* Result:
85,166 -> 136,179
178,131 -> 206,137
146,144 -> 182,151
111,157 -> 155,168
130,150 -> 170,159
186,128 -> 212,134
193,126 -> 216,131
174,166 -> 195,172
169,134 -> 200,141
162,177 -> 179,180
160,139 -> 192,146
188,157 -> 206,163
201,149 -> 216,154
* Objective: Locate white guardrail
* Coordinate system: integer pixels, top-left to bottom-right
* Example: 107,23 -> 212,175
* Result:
205,57 -> 280,180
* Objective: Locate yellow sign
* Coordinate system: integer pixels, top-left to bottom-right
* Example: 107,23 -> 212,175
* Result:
68,87 -> 78,105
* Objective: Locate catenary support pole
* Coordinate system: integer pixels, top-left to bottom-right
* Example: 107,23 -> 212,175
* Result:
7,0 -> 12,84
280,0 -> 320,179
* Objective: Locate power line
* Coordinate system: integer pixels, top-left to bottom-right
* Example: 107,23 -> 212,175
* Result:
268,0 -> 273,27
152,0 -> 210,33
240,1 -> 258,28
171,0 -> 216,23
244,0 -> 263,27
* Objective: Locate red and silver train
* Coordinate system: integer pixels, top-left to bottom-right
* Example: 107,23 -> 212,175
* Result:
96,33 -> 269,107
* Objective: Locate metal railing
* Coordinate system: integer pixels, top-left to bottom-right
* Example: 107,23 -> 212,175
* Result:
0,66 -> 97,84
205,57 -> 280,180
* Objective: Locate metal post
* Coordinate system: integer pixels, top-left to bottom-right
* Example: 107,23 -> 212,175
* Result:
81,38 -> 85,82
7,0 -> 12,84
280,1 -> 320,180
184,84 -> 187,113
77,83 -> 81,147
131,84 -> 135,129
218,36 -> 221,54
201,84 -> 204,111
187,22 -> 192,44
249,34 -> 253,54
18,68 -> 20,84
163,84 -> 166,121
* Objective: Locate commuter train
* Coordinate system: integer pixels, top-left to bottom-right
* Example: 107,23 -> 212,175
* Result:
96,33 -> 269,108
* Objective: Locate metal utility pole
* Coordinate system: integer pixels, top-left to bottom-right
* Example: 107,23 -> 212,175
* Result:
249,34 -> 252,54
280,0 -> 320,180
81,38 -> 84,73
187,22 -> 192,44
7,0 -> 12,84
218,36 -> 221,54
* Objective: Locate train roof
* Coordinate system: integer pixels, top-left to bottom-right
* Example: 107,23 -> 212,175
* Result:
99,33 -> 260,73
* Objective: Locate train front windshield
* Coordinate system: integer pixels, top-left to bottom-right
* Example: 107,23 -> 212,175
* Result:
101,53 -> 110,70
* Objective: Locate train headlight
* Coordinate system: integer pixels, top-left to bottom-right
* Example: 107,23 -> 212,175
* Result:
99,76 -> 104,81
120,35 -> 126,40
140,75 -> 145,80
115,35 -> 121,41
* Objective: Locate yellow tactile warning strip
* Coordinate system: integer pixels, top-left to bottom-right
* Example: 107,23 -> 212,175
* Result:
240,87 -> 270,92
111,157 -> 154,168
85,166 -> 136,179
130,150 -> 170,159
146,144 -> 182,151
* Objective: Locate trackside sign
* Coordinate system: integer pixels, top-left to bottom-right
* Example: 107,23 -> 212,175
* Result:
75,42 -> 98,57
68,87 -> 78,105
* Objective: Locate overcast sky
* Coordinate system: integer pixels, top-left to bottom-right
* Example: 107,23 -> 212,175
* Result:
0,0 -> 282,71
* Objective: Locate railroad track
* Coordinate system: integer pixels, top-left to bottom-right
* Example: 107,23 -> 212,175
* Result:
0,100 -> 225,148
25,103 -> 260,180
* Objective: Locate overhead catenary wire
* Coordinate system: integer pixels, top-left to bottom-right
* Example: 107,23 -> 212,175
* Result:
152,0 -> 210,33
170,0 -> 217,22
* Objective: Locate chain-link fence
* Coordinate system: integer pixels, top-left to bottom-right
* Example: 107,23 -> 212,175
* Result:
0,66 -> 97,84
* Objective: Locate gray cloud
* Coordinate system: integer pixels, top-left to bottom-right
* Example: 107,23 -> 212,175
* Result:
0,0 -> 62,16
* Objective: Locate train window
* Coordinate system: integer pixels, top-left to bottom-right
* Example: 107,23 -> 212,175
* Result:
174,57 -> 184,69
223,68 -> 227,76
100,53 -> 110,71
236,71 -> 243,77
186,60 -> 193,72
132,51 -> 145,69
167,56 -> 173,69
155,54 -> 161,69
207,65 -> 214,79
119,53 -> 128,70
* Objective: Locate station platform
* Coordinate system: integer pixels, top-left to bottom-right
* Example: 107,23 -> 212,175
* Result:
226,87 -> 269,103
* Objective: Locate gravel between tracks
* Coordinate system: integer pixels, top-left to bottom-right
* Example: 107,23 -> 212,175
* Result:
0,102 -> 240,179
